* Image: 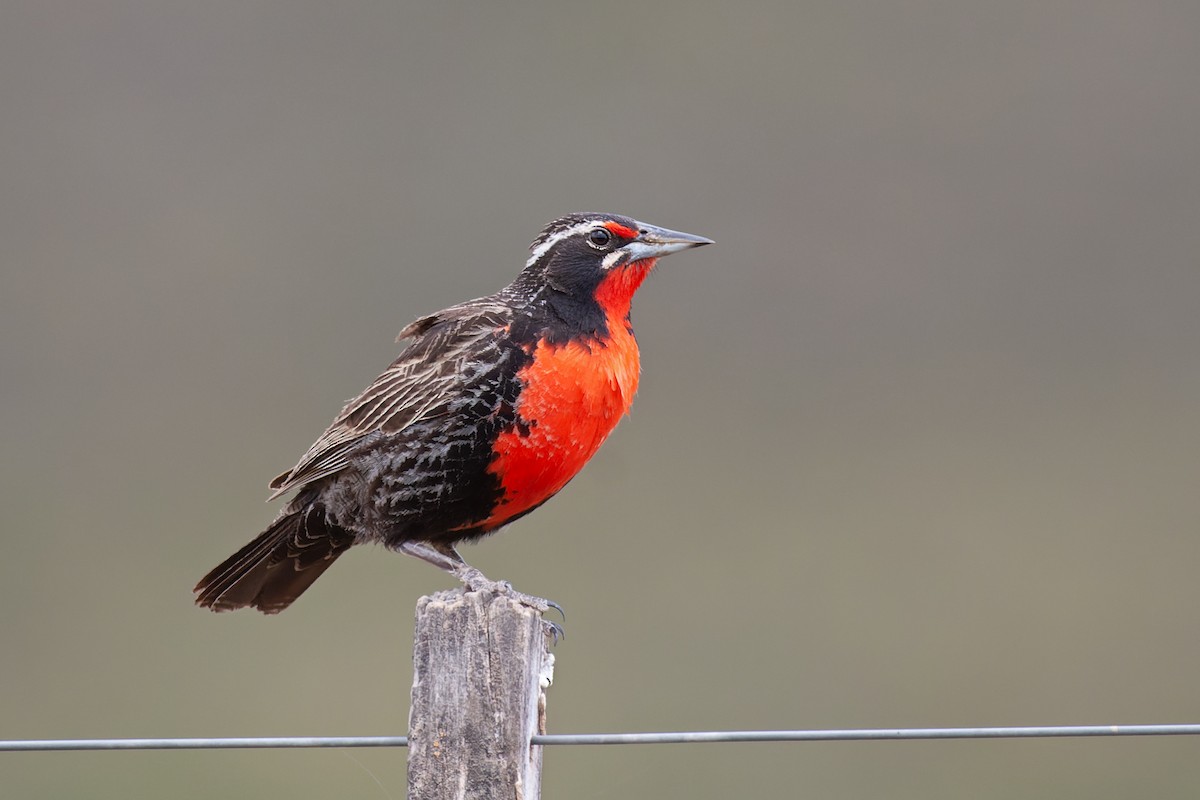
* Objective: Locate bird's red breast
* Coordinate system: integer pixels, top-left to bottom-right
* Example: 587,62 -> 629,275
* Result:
479,258 -> 654,528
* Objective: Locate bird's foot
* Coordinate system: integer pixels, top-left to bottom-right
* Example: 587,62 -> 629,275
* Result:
454,566 -> 565,640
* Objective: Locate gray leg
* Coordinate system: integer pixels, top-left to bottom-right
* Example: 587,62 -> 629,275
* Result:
398,540 -> 491,592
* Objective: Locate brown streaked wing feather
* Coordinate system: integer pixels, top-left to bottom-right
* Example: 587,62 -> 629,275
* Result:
268,300 -> 512,499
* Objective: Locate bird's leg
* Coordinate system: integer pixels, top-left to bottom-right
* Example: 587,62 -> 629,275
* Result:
397,540 -> 490,590
398,540 -> 564,625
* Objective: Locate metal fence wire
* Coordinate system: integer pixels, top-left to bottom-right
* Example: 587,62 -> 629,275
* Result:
5,723 -> 1200,752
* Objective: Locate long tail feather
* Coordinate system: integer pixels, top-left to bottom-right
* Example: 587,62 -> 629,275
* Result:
194,504 -> 353,614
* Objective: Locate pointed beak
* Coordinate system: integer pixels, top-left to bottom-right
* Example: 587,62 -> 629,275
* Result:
621,221 -> 714,262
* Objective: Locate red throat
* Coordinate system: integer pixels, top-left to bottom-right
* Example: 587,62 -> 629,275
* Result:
594,258 -> 656,322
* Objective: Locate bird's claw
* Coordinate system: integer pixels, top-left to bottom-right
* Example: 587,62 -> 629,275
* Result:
541,598 -> 566,621
458,571 -> 565,625
492,580 -> 565,620
489,582 -> 565,643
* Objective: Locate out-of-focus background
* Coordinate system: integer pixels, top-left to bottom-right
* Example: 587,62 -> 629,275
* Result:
3,2 -> 1198,797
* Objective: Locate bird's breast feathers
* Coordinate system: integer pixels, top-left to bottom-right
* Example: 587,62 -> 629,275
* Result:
482,317 -> 640,525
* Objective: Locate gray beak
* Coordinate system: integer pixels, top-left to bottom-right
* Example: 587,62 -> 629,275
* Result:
621,221 -> 714,261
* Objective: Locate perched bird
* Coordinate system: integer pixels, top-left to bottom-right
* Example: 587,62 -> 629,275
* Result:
194,213 -> 712,614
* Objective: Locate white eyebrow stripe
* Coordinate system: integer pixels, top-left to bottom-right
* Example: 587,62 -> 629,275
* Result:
525,220 -> 601,267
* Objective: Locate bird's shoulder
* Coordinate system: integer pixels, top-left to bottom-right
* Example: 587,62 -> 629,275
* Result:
396,294 -> 514,341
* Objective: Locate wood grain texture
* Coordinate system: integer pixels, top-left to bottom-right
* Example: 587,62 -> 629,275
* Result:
408,589 -> 554,800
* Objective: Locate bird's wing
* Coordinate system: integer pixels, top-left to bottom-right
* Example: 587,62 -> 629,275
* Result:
267,299 -> 513,499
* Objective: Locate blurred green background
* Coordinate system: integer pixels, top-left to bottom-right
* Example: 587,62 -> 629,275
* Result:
3,2 -> 1199,797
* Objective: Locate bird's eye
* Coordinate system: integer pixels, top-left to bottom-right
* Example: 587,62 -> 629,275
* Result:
587,228 -> 612,248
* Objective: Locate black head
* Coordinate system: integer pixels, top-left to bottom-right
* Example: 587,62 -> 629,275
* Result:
520,212 -> 712,298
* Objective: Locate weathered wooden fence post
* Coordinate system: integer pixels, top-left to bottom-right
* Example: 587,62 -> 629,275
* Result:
408,588 -> 555,800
